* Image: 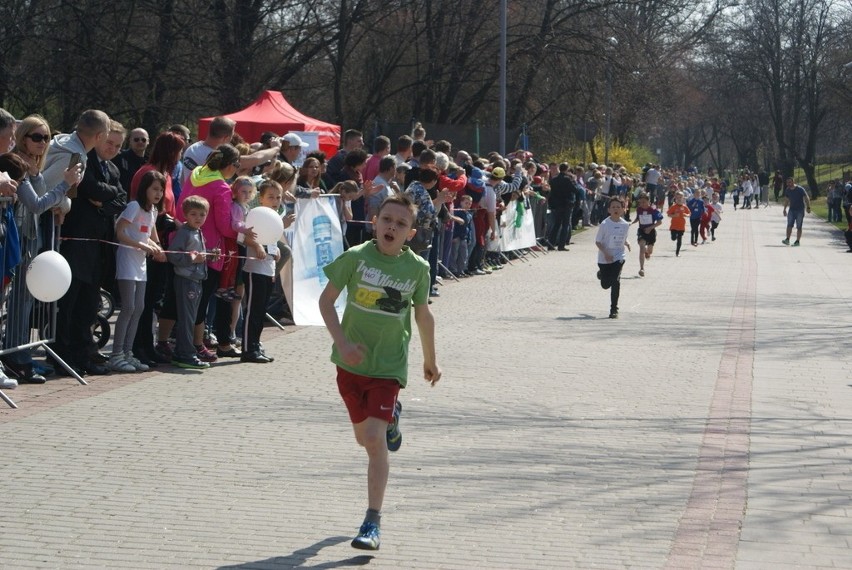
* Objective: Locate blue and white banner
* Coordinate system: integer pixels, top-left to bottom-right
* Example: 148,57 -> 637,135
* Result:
291,196 -> 346,326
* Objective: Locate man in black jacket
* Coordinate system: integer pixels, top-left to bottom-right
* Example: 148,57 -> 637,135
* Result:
52,121 -> 128,376
547,162 -> 577,251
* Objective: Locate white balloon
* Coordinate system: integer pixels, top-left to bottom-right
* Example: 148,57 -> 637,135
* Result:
246,206 -> 284,245
26,251 -> 72,302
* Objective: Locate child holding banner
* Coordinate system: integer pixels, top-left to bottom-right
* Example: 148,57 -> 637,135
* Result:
318,193 -> 441,552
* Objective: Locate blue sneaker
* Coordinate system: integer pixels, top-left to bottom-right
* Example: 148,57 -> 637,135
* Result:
32,362 -> 55,376
386,401 -> 402,452
351,521 -> 380,550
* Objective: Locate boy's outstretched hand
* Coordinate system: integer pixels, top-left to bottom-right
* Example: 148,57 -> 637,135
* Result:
423,363 -> 442,386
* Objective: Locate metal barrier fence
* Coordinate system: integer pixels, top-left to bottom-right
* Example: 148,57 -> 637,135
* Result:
0,201 -> 85,409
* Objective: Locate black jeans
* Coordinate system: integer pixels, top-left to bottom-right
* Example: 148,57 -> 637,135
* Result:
243,271 -> 272,353
598,260 -> 624,312
53,276 -> 100,367
548,207 -> 573,248
198,268 -> 232,344
670,230 -> 684,255
689,218 -> 700,245
134,259 -> 171,354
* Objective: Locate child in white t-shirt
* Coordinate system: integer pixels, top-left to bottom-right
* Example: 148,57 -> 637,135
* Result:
710,192 -> 723,240
595,196 -> 631,319
109,171 -> 167,373
241,180 -> 295,363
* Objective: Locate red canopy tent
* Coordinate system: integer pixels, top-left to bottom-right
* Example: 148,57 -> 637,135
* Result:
197,90 -> 341,157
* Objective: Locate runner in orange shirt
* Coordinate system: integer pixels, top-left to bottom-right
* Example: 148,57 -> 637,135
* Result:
667,191 -> 690,257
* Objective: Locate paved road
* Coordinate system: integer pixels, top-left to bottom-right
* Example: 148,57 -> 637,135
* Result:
2,203 -> 851,569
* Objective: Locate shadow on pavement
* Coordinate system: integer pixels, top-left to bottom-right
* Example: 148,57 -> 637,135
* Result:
218,535 -> 373,569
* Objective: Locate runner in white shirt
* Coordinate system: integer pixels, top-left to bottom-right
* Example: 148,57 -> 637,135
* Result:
595,197 -> 631,319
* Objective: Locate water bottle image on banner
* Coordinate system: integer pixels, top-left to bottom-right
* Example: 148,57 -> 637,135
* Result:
313,215 -> 333,286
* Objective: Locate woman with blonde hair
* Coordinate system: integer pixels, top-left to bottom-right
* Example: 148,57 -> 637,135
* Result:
3,115 -> 81,382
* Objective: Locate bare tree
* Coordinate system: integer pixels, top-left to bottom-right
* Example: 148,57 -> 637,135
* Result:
732,0 -> 838,193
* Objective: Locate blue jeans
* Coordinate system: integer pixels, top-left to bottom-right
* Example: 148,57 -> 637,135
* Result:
786,209 -> 804,230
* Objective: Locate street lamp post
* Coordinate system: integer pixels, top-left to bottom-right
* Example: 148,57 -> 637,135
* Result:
499,0 -> 507,156
604,37 -> 618,167
604,64 -> 612,166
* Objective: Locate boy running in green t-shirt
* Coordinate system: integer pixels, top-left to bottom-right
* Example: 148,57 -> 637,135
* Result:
319,193 -> 442,551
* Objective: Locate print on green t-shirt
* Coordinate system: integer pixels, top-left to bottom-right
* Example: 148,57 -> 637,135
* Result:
323,241 -> 430,387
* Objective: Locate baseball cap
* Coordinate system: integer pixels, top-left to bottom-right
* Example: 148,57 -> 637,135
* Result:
468,167 -> 485,189
282,133 -> 308,147
489,167 -> 506,180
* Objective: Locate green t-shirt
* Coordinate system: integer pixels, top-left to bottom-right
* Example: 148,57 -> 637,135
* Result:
323,240 -> 431,387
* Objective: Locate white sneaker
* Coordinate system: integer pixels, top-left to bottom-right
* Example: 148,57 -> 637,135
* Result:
1,375 -> 17,389
124,352 -> 149,372
107,355 -> 136,373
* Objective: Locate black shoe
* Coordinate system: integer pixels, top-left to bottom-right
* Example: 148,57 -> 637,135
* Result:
55,364 -> 86,378
216,346 -> 242,358
90,352 -> 109,364
5,361 -> 46,384
609,310 -> 619,319
557,247 -> 568,251
133,350 -> 158,368
240,351 -> 272,364
81,362 -> 111,375
148,347 -> 172,364
259,349 -> 275,363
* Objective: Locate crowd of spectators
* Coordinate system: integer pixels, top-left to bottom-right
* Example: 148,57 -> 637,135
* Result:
1,106 -> 850,389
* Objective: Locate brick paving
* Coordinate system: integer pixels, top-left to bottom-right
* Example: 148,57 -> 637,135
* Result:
1,202 -> 851,569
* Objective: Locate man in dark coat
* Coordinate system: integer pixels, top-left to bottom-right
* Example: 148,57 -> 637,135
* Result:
52,121 -> 127,376
547,162 -> 577,250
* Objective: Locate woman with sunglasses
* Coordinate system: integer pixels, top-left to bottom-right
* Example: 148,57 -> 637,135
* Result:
2,115 -> 82,382
127,131 -> 185,367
